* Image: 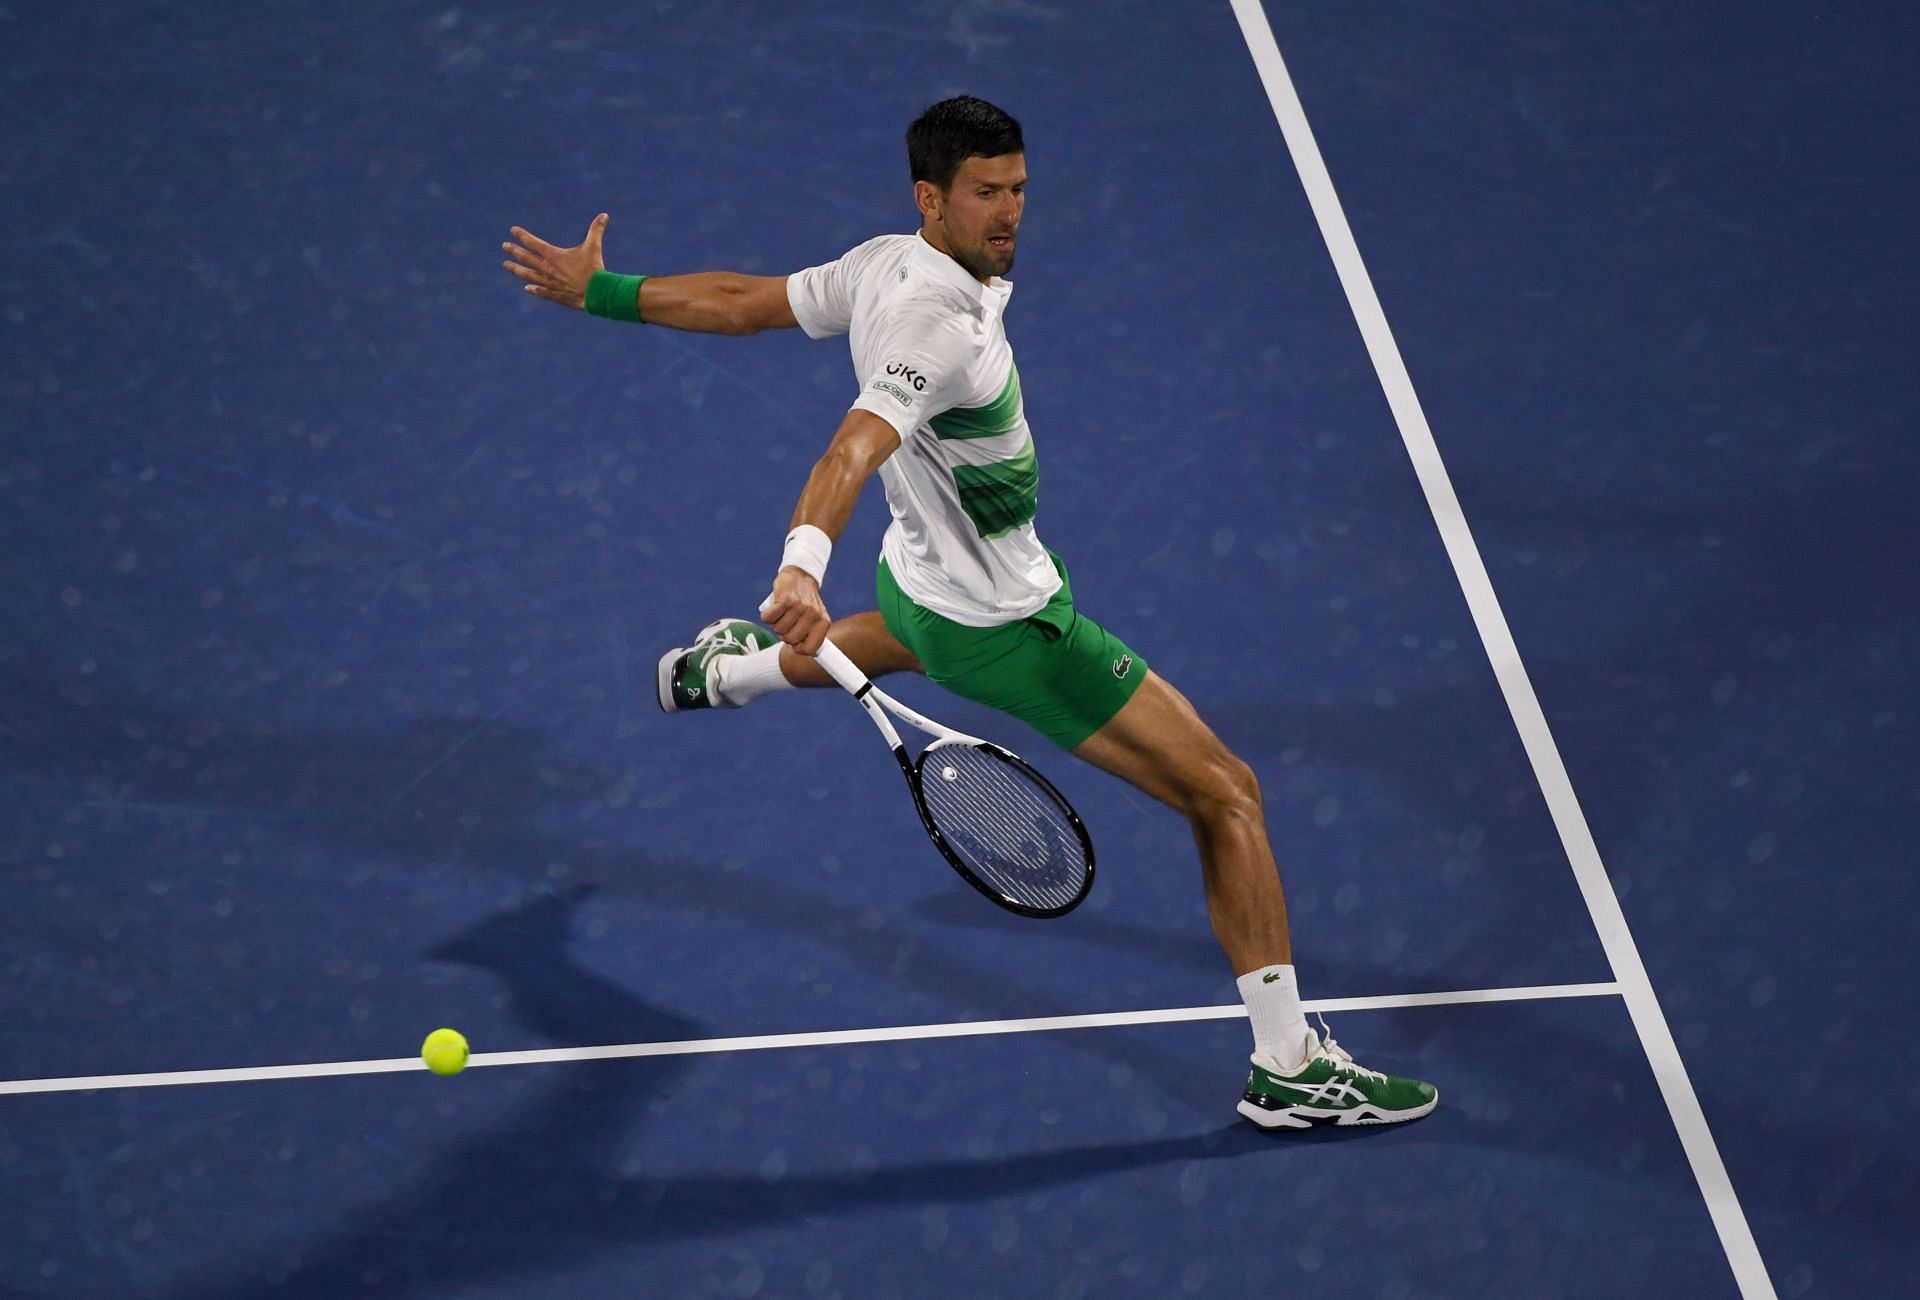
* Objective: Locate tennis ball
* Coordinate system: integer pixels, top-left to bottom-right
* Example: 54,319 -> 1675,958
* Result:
941,766 -> 957,781
421,1027 -> 470,1076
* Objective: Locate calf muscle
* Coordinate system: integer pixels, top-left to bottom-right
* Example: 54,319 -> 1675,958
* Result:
1073,672 -> 1293,972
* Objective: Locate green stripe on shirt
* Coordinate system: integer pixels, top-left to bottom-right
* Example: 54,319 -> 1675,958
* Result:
930,364 -> 1022,441
951,440 -> 1039,539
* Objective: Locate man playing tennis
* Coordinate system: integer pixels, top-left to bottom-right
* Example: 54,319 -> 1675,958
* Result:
503,96 -> 1436,1130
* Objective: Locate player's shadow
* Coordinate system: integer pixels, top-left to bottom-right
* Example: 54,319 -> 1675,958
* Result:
168,889 -> 1278,1300
0,650 -> 1563,1131
0,652 -> 1248,1121
34,651 -> 1897,1275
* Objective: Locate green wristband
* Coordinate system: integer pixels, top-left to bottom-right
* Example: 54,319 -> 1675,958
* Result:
584,270 -> 647,322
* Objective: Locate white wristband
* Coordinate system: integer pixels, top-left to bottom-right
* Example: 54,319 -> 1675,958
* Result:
779,524 -> 832,585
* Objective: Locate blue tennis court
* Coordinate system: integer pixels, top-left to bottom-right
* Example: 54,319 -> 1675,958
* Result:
3,2 -> 1914,1296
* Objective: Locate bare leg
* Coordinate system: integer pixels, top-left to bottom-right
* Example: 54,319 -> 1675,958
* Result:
777,610 -> 921,686
1072,670 -> 1290,974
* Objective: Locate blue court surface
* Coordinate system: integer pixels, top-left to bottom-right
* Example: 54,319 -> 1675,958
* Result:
3,3 -> 1915,1296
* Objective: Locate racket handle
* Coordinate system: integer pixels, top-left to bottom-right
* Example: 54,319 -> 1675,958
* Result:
812,637 -> 872,696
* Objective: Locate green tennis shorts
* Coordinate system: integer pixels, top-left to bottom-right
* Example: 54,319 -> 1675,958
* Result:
876,552 -> 1147,751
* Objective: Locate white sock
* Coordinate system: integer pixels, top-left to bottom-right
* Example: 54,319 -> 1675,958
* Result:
709,645 -> 794,707
1237,964 -> 1314,1070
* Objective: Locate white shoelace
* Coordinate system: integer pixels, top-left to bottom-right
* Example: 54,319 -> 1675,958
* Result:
693,623 -> 761,670
1313,1013 -> 1386,1083
698,625 -> 751,655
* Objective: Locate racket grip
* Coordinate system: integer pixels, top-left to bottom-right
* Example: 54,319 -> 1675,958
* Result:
812,638 -> 871,696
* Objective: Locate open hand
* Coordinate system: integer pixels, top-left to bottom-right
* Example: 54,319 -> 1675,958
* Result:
502,213 -> 608,309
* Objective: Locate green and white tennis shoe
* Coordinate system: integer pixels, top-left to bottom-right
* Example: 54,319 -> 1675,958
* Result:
656,617 -> 779,713
1238,1023 -> 1438,1130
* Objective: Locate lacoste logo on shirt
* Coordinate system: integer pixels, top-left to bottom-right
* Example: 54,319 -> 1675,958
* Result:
1111,654 -> 1132,679
874,381 -> 913,407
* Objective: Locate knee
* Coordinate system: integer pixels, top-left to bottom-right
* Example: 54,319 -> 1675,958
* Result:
1182,750 -> 1263,826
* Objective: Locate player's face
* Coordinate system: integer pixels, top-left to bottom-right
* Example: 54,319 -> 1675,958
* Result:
929,153 -> 1026,282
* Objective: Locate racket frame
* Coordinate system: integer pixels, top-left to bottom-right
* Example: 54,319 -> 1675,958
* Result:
813,639 -> 1095,918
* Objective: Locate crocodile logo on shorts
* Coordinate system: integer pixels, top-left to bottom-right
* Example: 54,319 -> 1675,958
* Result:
1111,654 -> 1133,679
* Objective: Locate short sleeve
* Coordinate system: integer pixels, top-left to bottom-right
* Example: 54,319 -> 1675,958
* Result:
848,309 -> 968,438
785,254 -> 853,340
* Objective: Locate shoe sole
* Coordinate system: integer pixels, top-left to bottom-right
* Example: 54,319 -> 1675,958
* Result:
655,646 -> 691,714
1236,1091 -> 1439,1131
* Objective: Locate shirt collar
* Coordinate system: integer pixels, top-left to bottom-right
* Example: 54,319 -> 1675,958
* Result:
912,231 -> 1012,314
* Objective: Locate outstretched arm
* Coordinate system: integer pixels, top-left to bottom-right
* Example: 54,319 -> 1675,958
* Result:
503,213 -> 798,334
760,409 -> 902,655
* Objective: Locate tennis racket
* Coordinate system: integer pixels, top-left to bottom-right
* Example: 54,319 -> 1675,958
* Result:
812,638 -> 1095,918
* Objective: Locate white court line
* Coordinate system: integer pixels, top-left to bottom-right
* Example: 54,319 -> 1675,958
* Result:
0,980 -> 1619,1098
1224,4 -> 1775,1297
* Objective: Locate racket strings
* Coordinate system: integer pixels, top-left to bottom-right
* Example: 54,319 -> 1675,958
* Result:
918,744 -> 1088,911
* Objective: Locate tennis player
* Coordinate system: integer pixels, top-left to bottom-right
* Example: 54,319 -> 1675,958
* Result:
504,96 -> 1436,1130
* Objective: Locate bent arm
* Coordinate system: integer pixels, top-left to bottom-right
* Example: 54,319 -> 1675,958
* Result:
635,273 -> 798,335
761,410 -> 902,654
787,409 -> 902,539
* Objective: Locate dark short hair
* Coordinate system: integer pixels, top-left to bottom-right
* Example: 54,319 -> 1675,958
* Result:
907,95 -> 1024,190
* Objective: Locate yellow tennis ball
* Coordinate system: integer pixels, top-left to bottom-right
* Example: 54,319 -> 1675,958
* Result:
421,1027 -> 470,1076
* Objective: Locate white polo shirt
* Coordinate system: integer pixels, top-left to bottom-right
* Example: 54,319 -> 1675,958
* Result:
786,232 -> 1063,627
